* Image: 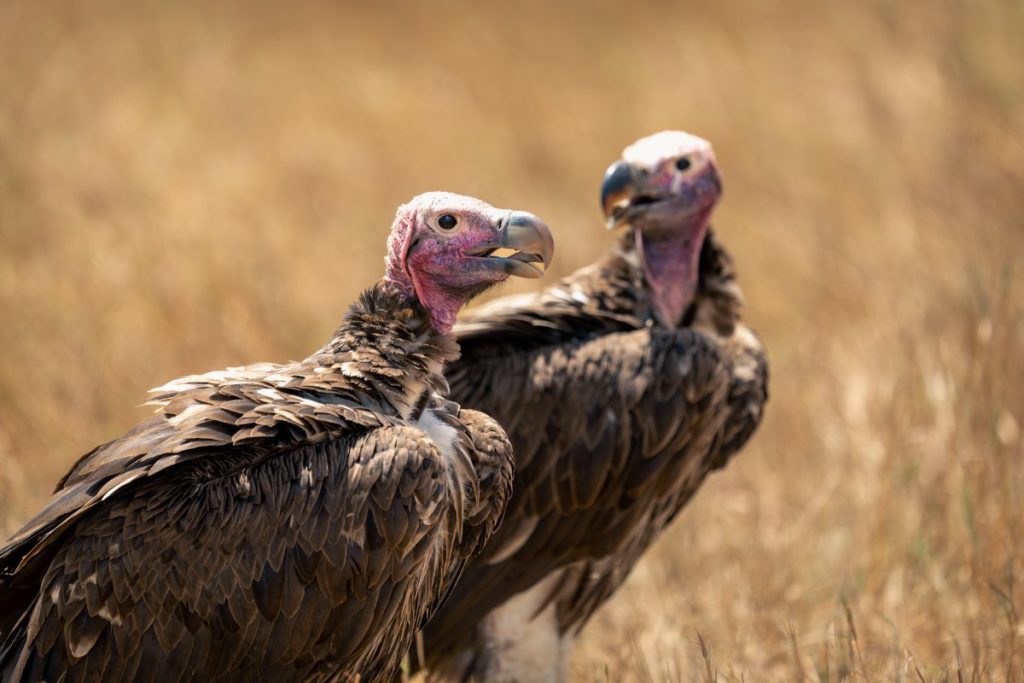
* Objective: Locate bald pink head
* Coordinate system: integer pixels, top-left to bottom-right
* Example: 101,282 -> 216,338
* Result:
384,192 -> 554,334
600,130 -> 722,327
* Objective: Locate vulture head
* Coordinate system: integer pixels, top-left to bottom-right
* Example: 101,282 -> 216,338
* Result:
385,191 -> 554,334
600,130 -> 722,327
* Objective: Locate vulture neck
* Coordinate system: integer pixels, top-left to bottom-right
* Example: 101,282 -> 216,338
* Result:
632,210 -> 711,328
686,229 -> 744,336
611,219 -> 737,330
318,282 -> 460,420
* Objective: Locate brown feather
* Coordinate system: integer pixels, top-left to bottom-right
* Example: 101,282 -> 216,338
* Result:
0,282 -> 514,682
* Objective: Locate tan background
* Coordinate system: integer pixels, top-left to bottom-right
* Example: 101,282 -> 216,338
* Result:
1,0 -> 1022,679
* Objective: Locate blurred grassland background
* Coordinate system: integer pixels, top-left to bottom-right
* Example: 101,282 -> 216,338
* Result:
1,0 -> 1022,679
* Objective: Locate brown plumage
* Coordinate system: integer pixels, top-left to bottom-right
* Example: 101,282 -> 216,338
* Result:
0,192 -> 553,682
417,133 -> 769,681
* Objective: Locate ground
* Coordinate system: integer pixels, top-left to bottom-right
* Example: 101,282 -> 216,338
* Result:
0,1 -> 1022,680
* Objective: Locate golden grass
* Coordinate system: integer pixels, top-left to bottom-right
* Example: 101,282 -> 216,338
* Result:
1,0 -> 1022,679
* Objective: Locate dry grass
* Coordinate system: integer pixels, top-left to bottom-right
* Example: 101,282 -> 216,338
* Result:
1,0 -> 1022,679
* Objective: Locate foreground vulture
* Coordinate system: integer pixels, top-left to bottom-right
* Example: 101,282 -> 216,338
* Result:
418,132 -> 769,681
0,192 -> 553,682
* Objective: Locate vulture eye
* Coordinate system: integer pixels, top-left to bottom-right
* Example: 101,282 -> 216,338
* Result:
436,214 -> 459,231
675,157 -> 692,172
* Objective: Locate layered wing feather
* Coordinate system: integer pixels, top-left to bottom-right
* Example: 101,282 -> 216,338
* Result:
1,409 -> 480,682
425,327 -> 727,646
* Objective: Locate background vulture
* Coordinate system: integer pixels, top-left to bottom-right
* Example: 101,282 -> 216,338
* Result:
0,192 -> 553,682
418,132 -> 769,681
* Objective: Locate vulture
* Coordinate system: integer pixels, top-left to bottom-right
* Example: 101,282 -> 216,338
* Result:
417,132 -> 769,681
0,192 -> 554,682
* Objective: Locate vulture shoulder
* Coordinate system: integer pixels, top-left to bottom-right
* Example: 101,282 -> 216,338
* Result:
0,367 -> 502,682
427,326 -> 731,644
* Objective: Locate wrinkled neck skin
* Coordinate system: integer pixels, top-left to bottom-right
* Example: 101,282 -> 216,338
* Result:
412,276 -> 477,337
627,207 -> 713,328
383,258 -> 473,337
382,265 -> 418,307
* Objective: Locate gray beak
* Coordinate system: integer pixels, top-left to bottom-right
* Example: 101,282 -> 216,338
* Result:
600,160 -> 641,228
469,211 -> 554,279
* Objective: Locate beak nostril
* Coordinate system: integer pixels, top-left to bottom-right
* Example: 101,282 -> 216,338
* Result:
496,211 -> 511,231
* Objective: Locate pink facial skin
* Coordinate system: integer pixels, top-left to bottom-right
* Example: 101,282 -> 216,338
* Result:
384,192 -> 553,334
601,131 -> 722,328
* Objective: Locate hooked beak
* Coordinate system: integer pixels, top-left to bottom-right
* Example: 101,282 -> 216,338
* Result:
468,211 -> 555,279
601,160 -> 650,229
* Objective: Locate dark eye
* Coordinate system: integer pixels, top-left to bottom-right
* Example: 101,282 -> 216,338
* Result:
675,157 -> 692,172
437,214 -> 459,231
